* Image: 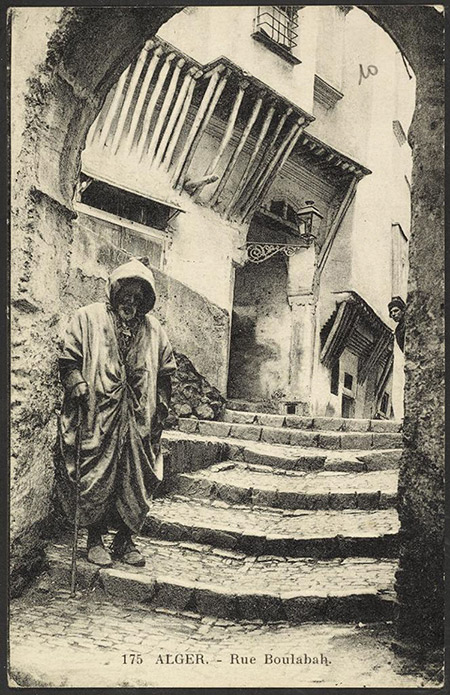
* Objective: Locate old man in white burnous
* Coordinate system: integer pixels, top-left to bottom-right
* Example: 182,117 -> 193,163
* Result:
56,259 -> 176,567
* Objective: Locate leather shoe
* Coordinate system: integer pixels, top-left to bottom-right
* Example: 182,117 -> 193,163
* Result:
111,535 -> 145,567
87,544 -> 113,567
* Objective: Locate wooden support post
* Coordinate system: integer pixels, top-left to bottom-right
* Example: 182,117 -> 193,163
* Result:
111,41 -> 154,155
197,79 -> 249,188
235,106 -> 292,215
210,90 -> 264,208
97,65 -> 131,149
85,113 -> 101,148
160,69 -> 202,172
145,57 -> 186,164
226,99 -> 276,215
243,117 -> 306,222
136,52 -> 177,162
124,44 -> 163,154
317,175 -> 358,274
170,66 -> 225,186
174,70 -> 228,189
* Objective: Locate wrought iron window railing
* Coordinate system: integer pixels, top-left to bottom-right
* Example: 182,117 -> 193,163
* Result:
254,6 -> 299,52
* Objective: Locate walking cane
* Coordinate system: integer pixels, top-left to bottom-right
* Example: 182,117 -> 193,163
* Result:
70,403 -> 83,598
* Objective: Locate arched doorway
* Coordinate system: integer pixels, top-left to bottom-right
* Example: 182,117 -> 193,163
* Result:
10,5 -> 444,651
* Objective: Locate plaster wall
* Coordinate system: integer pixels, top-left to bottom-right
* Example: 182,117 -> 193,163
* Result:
157,6 -> 318,113
228,251 -> 291,402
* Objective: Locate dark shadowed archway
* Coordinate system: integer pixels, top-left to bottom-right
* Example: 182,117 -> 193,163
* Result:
10,6 -> 444,651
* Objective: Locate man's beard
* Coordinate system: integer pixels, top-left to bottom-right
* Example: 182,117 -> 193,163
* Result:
117,303 -> 143,324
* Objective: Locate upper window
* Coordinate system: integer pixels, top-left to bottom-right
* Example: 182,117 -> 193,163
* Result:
252,6 -> 301,65
79,176 -> 174,231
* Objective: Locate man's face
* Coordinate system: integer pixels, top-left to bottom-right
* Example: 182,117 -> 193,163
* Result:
116,279 -> 145,322
389,306 -> 403,323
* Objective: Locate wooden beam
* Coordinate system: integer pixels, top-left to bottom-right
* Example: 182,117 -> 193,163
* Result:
226,99 -> 276,215
136,52 -> 177,161
111,42 -> 153,155
97,65 -> 131,148
210,90 -> 265,207
317,175 -> 358,274
124,44 -> 163,154
154,67 -> 200,168
161,69 -> 202,172
235,106 -> 292,215
196,79 -> 249,194
243,118 -> 306,222
145,57 -> 186,163
170,65 -> 225,185
174,69 -> 229,189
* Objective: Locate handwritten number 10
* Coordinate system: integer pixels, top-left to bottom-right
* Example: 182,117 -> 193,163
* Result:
359,64 -> 378,85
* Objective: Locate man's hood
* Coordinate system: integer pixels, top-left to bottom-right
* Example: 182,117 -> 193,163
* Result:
107,259 -> 156,313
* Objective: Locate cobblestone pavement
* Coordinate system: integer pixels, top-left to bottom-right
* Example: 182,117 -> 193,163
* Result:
149,496 -> 400,538
191,464 -> 398,494
48,534 -> 396,598
9,584 -> 434,689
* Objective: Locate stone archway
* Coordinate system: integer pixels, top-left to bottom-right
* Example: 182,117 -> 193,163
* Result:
10,6 -> 444,650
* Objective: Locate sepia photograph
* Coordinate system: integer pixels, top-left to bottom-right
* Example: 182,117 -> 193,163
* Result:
8,3 -> 444,689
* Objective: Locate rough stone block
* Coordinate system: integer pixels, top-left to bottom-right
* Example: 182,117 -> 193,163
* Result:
230,423 -> 262,441
165,437 -> 225,474
191,527 -> 238,549
177,418 -> 198,434
370,420 -> 402,433
251,487 -> 278,508
340,432 -> 372,450
326,594 -> 382,622
379,492 -> 398,509
216,481 -> 250,505
356,492 -> 381,510
289,430 -> 318,447
229,411 -> 258,424
342,418 -> 371,432
198,421 -> 231,438
276,490 -> 305,510
372,433 -> 403,449
357,450 -> 401,471
152,580 -> 195,611
194,587 -> 238,620
236,534 -> 267,556
100,568 -> 156,603
328,492 -> 358,510
318,433 -> 341,449
260,426 -> 291,445
237,593 -> 285,623
282,595 -> 328,622
285,415 -> 313,430
256,414 -> 286,427
158,521 -> 189,542
313,417 -> 345,431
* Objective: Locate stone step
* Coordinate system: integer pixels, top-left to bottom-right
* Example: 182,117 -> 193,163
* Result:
46,537 -> 397,624
162,431 -> 401,475
223,409 -> 402,433
169,462 -> 398,510
177,418 -> 402,449
228,439 -> 401,473
144,497 -> 399,558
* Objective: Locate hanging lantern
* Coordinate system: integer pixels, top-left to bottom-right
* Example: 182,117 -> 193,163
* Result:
298,200 -> 323,239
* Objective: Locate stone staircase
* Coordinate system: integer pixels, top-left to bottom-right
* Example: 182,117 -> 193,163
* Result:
45,408 -> 403,628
